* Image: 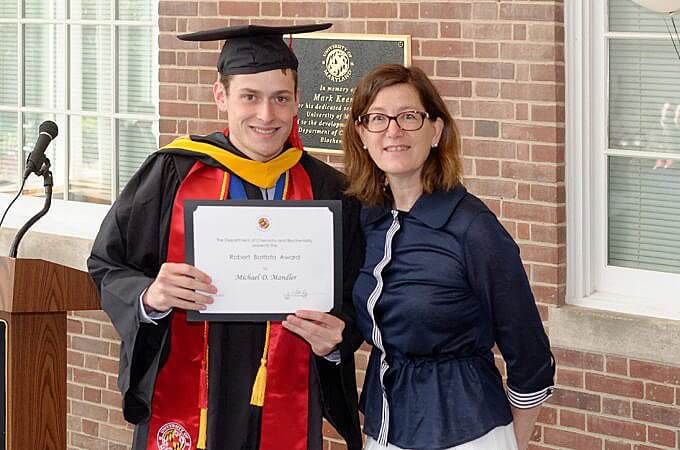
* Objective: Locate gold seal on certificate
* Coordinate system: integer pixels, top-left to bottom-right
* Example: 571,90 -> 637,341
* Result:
184,200 -> 342,321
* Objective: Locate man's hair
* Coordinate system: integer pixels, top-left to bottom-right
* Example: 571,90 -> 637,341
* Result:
342,64 -> 463,206
220,68 -> 298,94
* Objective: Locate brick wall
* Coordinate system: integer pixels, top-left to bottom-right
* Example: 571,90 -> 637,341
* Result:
63,1 -> 680,450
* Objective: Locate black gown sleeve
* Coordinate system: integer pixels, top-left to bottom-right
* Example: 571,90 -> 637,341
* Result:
464,212 -> 555,409
87,153 -> 183,423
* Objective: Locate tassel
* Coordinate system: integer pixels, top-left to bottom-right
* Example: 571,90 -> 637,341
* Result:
197,408 -> 208,449
197,322 -> 210,449
250,321 -> 271,406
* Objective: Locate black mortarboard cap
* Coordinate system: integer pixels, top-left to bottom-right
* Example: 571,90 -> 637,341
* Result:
178,23 -> 332,75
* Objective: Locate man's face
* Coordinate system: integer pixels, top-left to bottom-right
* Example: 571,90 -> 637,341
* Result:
214,69 -> 298,162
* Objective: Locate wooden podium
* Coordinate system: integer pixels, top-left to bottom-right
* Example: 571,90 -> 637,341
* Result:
0,256 -> 99,450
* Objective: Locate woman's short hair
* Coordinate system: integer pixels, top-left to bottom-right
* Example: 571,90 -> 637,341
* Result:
342,64 -> 462,206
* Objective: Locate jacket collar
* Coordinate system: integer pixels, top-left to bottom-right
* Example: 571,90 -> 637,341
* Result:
361,183 -> 467,229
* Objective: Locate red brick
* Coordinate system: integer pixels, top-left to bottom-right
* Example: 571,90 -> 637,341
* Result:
475,81 -> 500,98
530,224 -> 565,244
282,2 -> 326,17
514,24 -> 527,41
502,161 -> 563,183
645,383 -> 675,404
588,415 -> 645,441
531,64 -> 565,82
159,1 -> 198,16
440,22 -> 461,38
502,124 -> 564,144
159,51 -> 176,65
422,40 -> 474,58
532,144 -> 565,163
633,402 -> 680,427
606,356 -> 629,376
504,202 -> 560,223
432,79 -> 472,98
219,1 -> 259,16
350,3 -> 397,18
560,410 -> 586,430
160,68 -> 198,83
529,24 -> 565,43
473,2 -> 497,20
466,179 -> 516,199
159,34 -> 197,50
388,21 -> 437,38
475,42 -> 499,58
421,2 -> 471,20
516,103 -> 529,120
517,222 -> 530,240
198,2 -> 218,15
517,183 -> 530,201
537,405 -> 557,425
71,432 -> 108,450
501,42 -> 564,62
436,60 -> 460,77
367,21 -> 387,34
462,61 -> 514,80
543,427 -> 602,450
474,159 -> 500,177
399,3 -> 418,19
501,82 -> 563,102
648,425 -> 676,447
71,336 -> 110,356
499,4 -> 563,22
532,104 -> 565,122
332,21 -> 366,33
474,120 -> 498,138
531,184 -> 565,203
556,367 -> 583,388
160,102 -> 198,118
328,2 -> 348,18
261,2 -> 281,16
630,360 -> 680,386
549,389 -> 601,414
605,441 -> 632,450
462,23 -> 512,40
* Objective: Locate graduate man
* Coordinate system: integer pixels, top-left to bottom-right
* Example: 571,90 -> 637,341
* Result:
88,23 -> 363,450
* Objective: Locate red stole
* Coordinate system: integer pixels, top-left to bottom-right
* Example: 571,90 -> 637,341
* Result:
147,161 -> 313,450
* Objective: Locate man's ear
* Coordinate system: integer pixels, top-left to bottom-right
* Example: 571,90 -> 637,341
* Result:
294,90 -> 300,115
213,80 -> 228,114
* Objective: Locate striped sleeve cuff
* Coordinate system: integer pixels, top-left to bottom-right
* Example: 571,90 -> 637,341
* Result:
507,385 -> 554,409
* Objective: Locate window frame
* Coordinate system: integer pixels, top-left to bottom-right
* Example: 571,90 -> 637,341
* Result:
0,0 -> 159,204
566,0 -> 680,321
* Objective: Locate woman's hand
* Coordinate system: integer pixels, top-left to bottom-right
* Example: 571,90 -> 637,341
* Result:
282,310 -> 345,356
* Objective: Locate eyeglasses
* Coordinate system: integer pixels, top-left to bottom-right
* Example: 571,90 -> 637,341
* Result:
357,111 -> 430,133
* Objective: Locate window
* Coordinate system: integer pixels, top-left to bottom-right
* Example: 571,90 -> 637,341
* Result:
0,0 -> 158,205
566,0 -> 680,320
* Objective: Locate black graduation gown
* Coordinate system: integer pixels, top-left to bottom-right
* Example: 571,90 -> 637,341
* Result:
87,133 -> 364,450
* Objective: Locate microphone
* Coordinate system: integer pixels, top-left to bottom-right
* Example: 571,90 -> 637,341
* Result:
23,120 -> 58,179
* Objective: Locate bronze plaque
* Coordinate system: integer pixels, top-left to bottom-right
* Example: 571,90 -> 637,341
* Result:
295,33 -> 411,154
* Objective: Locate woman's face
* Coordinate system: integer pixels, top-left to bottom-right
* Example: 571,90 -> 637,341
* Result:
357,83 -> 443,182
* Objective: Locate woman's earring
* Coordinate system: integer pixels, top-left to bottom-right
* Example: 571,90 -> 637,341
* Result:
431,142 -> 439,149
363,144 -> 368,150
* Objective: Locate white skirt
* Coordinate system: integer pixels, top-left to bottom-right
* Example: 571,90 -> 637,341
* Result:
364,423 -> 518,450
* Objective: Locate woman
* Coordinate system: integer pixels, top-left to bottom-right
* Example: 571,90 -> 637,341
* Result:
342,64 -> 555,450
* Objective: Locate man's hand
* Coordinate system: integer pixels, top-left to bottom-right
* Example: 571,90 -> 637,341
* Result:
282,310 -> 345,357
143,263 -> 217,313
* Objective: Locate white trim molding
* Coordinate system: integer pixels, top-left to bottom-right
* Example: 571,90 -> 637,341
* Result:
566,0 -> 680,321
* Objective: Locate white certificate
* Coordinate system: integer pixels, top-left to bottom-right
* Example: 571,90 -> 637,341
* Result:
184,200 -> 341,321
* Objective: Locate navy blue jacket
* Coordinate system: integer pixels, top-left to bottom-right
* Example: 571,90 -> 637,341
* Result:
353,185 -> 555,449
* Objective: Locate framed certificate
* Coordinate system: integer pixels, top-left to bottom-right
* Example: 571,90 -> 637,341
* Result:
184,200 -> 342,321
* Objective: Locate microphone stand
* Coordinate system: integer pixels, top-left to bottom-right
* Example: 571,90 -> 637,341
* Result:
9,158 -> 54,258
